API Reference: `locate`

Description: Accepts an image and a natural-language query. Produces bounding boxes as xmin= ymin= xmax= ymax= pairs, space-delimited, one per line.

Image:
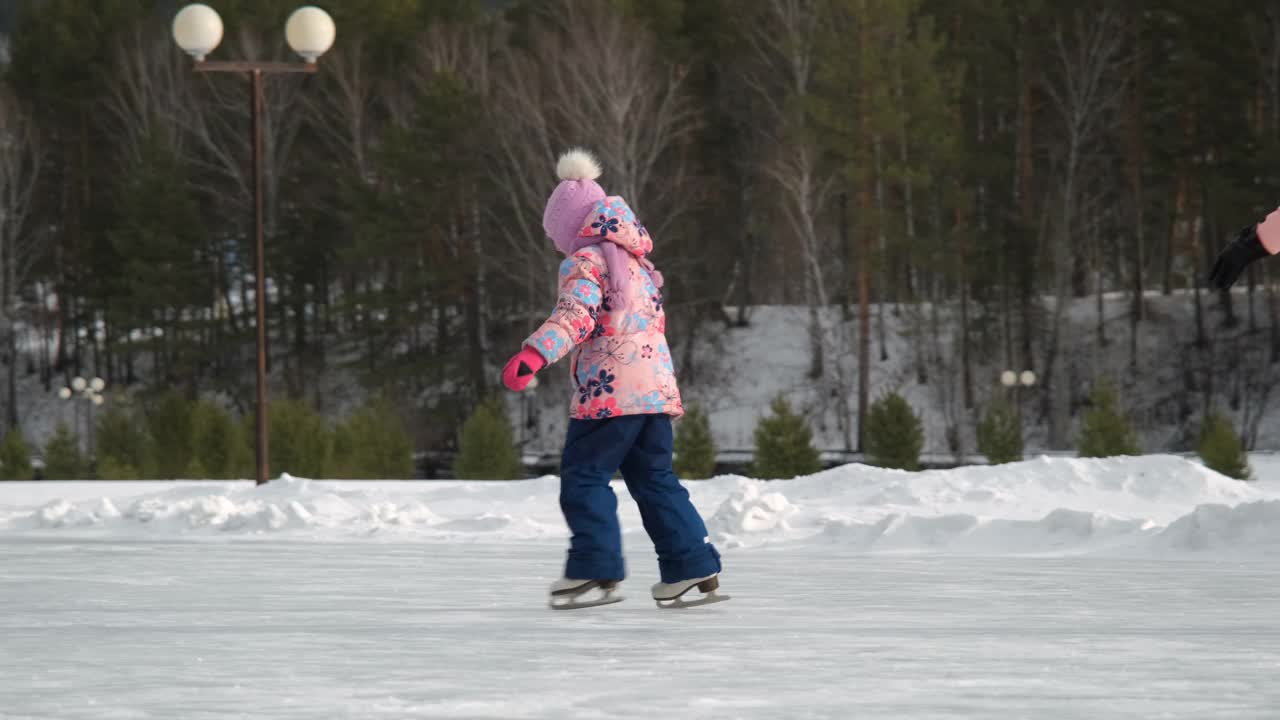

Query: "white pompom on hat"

xmin=556 ymin=148 xmax=603 ymax=182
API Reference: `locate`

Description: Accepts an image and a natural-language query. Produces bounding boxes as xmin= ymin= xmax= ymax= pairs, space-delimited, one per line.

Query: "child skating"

xmin=501 ymin=149 xmax=725 ymax=610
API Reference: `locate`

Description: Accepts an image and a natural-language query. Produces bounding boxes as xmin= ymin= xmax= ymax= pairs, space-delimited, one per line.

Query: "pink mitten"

xmin=502 ymin=347 xmax=546 ymax=392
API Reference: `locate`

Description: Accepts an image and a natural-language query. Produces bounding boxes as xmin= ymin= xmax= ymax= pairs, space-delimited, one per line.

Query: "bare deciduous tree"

xmin=1041 ymin=6 xmax=1133 ymax=448
xmin=493 ymin=0 xmax=700 ymax=318
xmin=101 ymin=25 xmax=194 ymax=165
xmin=740 ymin=0 xmax=836 ymax=393
xmin=536 ymin=1 xmax=699 ymax=235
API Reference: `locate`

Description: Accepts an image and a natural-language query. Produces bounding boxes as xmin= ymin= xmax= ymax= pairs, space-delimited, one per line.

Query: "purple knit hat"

xmin=543 ymin=149 xmax=606 ymax=254
xmin=543 ymin=149 xmax=664 ymax=312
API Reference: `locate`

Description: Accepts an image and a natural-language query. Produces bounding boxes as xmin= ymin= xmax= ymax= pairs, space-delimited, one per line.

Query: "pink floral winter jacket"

xmin=525 ymin=197 xmax=684 ymax=421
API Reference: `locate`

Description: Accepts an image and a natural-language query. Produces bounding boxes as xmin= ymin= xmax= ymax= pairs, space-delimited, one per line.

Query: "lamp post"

xmin=172 ymin=4 xmax=335 ymax=486
xmin=58 ymin=376 xmax=106 ymax=463
xmin=1000 ymin=369 xmax=1037 ymax=422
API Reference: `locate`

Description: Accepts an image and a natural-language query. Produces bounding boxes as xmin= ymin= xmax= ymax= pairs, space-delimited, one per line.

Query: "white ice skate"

xmin=548 ymin=577 xmax=623 ymax=610
xmin=651 ymin=574 xmax=729 ymax=609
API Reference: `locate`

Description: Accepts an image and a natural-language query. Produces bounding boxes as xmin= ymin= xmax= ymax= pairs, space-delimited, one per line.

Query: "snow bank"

xmin=1142 ymin=500 xmax=1280 ymax=558
xmin=1 ymin=456 xmax=1277 ymax=557
xmin=0 ymin=475 xmax=568 ymax=541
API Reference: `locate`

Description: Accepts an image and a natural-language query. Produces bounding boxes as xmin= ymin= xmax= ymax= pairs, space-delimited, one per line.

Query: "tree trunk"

xmin=40 ymin=298 xmax=51 ymax=389
xmin=1270 ymin=266 xmax=1280 ymax=363
xmin=1167 ymin=108 xmax=1196 ymax=298
xmin=873 ymin=133 xmax=889 ymax=362
xmin=807 ymin=268 xmax=824 ymax=381
xmin=840 ymin=192 xmax=852 ymax=321
xmin=955 ymin=190 xmax=973 ymax=411
xmin=1249 ymin=265 xmax=1258 ymax=333
xmin=736 ymin=231 xmax=755 ymax=327
xmin=894 ymin=59 xmax=917 ymax=301
xmin=1047 ymin=140 xmax=1079 ymax=450
xmin=1125 ymin=45 xmax=1145 ymax=368
xmin=6 ymin=325 xmax=16 ymax=429
xmin=856 ymin=8 xmax=873 ymax=451
xmin=472 ymin=198 xmax=491 ymax=393
xmin=1016 ymin=13 xmax=1036 ymax=373
xmin=1095 ymin=207 xmax=1107 ymax=353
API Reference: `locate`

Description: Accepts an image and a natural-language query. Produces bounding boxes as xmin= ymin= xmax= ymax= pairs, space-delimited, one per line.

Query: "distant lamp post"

xmin=58 ymin=377 xmax=106 ymax=464
xmin=1001 ymin=369 xmax=1037 ymax=421
xmin=172 ymin=4 xmax=335 ymax=486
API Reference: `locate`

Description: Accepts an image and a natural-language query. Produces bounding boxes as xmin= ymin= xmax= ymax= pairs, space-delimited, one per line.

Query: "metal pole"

xmin=252 ymin=68 xmax=269 ymax=486
xmin=189 ymin=60 xmax=315 ymax=485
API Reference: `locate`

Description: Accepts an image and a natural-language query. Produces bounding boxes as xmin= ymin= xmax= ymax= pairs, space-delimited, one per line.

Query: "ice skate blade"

xmin=549 ymin=581 xmax=623 ymax=610
xmin=655 ymin=592 xmax=731 ymax=610
xmin=549 ymin=594 xmax=624 ymax=610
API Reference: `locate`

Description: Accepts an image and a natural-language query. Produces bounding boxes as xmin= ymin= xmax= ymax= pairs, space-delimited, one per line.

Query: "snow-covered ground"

xmin=2 ymin=456 xmax=1279 ymax=718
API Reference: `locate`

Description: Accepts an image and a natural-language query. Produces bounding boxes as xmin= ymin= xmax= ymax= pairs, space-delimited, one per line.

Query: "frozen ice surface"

xmin=1 ymin=542 xmax=1278 ymax=719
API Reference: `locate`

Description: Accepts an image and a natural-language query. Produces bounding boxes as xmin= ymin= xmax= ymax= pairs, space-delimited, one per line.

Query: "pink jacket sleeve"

xmin=1258 ymin=207 xmax=1280 ymax=255
xmin=524 ymin=251 xmax=604 ymax=365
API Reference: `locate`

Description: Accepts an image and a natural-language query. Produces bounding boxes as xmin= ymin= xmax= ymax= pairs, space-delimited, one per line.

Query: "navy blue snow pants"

xmin=559 ymin=413 xmax=722 ymax=584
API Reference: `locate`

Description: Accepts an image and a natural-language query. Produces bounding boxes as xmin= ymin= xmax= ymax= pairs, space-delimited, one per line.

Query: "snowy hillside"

xmin=4 ymin=455 xmax=1277 ymax=559
xmin=14 ymin=292 xmax=1278 ymax=469
xmin=518 ymin=291 xmax=1280 ymax=458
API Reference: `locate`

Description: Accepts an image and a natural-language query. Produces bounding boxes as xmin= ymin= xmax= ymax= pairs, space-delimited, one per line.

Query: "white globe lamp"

xmin=71 ymin=377 xmax=87 ymax=392
xmin=91 ymin=377 xmax=106 ymax=392
xmin=1020 ymin=370 xmax=1037 ymax=387
xmin=173 ymin=4 xmax=224 ymax=61
xmin=58 ymin=387 xmax=72 ymax=400
xmin=285 ymin=7 xmax=336 ymax=63
xmin=1000 ymin=370 xmax=1017 ymax=388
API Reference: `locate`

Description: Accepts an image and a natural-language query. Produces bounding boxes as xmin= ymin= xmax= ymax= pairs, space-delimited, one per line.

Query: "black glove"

xmin=1208 ymin=225 xmax=1270 ymax=290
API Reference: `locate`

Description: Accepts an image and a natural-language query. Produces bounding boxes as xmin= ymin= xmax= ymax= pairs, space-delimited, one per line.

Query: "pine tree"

xmin=265 ymin=398 xmax=332 ymax=479
xmin=96 ymin=404 xmax=151 ymax=478
xmin=97 ymin=456 xmax=141 ymax=481
xmin=43 ymin=422 xmax=85 ymax=480
xmin=453 ymin=398 xmax=523 ymax=480
xmin=1077 ymin=382 xmax=1140 ymax=458
xmin=753 ymin=396 xmax=822 ymax=479
xmin=1198 ymin=411 xmax=1250 ymax=480
xmin=227 ymin=417 xmax=257 ymax=481
xmin=674 ymin=405 xmax=717 ymax=480
xmin=864 ymin=391 xmax=924 ymax=471
xmin=0 ymin=429 xmax=33 ymax=480
xmin=183 ymin=456 xmax=210 ymax=480
xmin=331 ymin=397 xmax=415 ymax=479
xmin=978 ymin=397 xmax=1024 ymax=464
xmin=147 ymin=391 xmax=193 ymax=479
xmin=190 ymin=400 xmax=239 ymax=479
